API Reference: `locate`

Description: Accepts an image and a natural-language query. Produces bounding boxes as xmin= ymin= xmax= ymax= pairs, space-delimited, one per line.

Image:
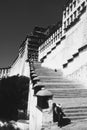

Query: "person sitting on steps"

xmin=53 ymin=103 xmax=66 ymax=127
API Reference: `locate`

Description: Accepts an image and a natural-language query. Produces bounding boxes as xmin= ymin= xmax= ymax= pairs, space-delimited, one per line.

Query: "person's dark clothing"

xmin=53 ymin=103 xmax=65 ymax=127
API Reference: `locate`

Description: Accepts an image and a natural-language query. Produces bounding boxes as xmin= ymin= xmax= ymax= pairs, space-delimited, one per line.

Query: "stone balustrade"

xmin=28 ymin=61 xmax=53 ymax=130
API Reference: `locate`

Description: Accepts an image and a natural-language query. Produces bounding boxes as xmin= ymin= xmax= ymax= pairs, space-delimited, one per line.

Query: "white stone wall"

xmin=67 ymin=62 xmax=87 ymax=85
xmin=62 ymin=6 xmax=87 ymax=75
xmin=9 ymin=38 xmax=30 ymax=77
xmin=40 ymin=6 xmax=87 ymax=80
xmin=42 ymin=40 xmax=65 ymax=69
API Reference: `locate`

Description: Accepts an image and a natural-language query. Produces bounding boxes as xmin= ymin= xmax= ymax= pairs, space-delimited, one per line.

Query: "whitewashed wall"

xmin=9 ymin=39 xmax=30 ymax=77
xmin=40 ymin=7 xmax=87 ymax=80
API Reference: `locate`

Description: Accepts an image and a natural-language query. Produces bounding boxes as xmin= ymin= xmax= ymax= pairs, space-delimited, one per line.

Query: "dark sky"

xmin=0 ymin=0 xmax=66 ymax=68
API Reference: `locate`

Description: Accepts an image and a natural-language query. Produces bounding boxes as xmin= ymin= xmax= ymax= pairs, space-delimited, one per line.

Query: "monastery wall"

xmin=9 ymin=38 xmax=30 ymax=77
xmin=40 ymin=5 xmax=87 ymax=83
xmin=62 ymin=10 xmax=87 ymax=74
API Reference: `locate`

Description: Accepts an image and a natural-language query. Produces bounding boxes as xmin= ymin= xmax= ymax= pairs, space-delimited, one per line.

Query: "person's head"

xmin=56 ymin=103 xmax=61 ymax=106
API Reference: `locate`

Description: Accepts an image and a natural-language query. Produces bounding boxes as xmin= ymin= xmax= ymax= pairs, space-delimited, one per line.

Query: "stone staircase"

xmin=31 ymin=61 xmax=87 ymax=122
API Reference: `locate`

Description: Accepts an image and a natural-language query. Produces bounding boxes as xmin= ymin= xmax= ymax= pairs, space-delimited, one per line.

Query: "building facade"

xmin=38 ymin=0 xmax=87 ymax=84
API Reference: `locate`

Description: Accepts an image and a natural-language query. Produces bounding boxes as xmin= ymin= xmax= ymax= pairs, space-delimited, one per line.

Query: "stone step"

xmin=39 ymin=78 xmax=76 ymax=83
xmin=49 ymin=88 xmax=87 ymax=98
xmin=40 ymin=82 xmax=81 ymax=84
xmin=36 ymin=71 xmax=62 ymax=74
xmin=36 ymin=73 xmax=62 ymax=77
xmin=65 ymin=115 xmax=87 ymax=122
xmin=38 ymin=75 xmax=65 ymax=78
xmin=64 ymin=107 xmax=87 ymax=112
xmin=41 ymin=82 xmax=82 ymax=85
xmin=37 ymin=77 xmax=82 ymax=84
xmin=66 ymin=112 xmax=87 ymax=116
xmin=52 ymin=92 xmax=87 ymax=98
xmin=39 ymin=79 xmax=74 ymax=83
xmin=53 ymin=97 xmax=87 ymax=107
xmin=53 ymin=93 xmax=87 ymax=97
xmin=48 ymin=87 xmax=82 ymax=90
xmin=44 ymin=84 xmax=83 ymax=89
xmin=51 ymin=90 xmax=87 ymax=93
xmin=35 ymin=70 xmax=63 ymax=75
xmin=64 ymin=106 xmax=87 ymax=110
xmin=64 ymin=107 xmax=87 ymax=121
xmin=54 ymin=94 xmax=87 ymax=97
xmin=50 ymin=89 xmax=87 ymax=93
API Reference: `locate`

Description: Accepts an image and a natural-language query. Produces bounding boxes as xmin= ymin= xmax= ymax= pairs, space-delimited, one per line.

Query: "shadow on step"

xmin=58 ymin=118 xmax=71 ymax=128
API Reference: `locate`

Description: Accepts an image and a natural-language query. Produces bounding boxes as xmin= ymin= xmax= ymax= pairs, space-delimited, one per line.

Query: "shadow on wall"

xmin=0 ymin=75 xmax=29 ymax=121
